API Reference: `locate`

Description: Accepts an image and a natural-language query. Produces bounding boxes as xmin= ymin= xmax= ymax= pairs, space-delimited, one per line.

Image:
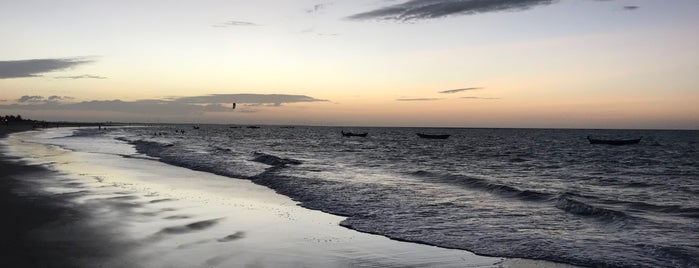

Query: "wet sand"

xmin=0 ymin=125 xmax=579 ymax=268
xmin=0 ymin=124 xmax=132 ymax=266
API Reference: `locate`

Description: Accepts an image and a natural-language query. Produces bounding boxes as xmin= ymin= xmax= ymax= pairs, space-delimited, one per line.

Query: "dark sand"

xmin=0 ymin=124 xmax=128 ymax=267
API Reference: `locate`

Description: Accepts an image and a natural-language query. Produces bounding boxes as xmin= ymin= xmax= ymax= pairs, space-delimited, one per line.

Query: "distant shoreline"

xmin=4 ymin=118 xmax=698 ymax=131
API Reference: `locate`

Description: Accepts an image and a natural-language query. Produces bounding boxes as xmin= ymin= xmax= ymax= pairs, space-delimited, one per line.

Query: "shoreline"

xmin=1 ymin=125 xmax=580 ymax=267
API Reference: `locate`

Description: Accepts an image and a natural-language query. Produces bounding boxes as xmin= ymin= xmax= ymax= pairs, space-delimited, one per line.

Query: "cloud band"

xmin=0 ymin=58 xmax=94 ymax=79
xmin=348 ymin=0 xmax=558 ymax=21
xmin=2 ymin=93 xmax=327 ymax=115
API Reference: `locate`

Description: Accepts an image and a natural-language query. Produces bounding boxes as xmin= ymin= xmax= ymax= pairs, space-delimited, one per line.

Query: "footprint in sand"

xmin=164 ymin=215 xmax=191 ymax=220
xmin=159 ymin=218 xmax=223 ymax=234
xmin=149 ymin=198 xmax=174 ymax=204
xmin=217 ymin=231 xmax=246 ymax=242
xmin=147 ymin=218 xmax=225 ymax=243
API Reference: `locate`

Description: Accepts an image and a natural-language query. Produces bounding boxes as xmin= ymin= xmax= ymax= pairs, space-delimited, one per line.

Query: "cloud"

xmin=4 ymin=99 xmax=231 ymax=116
xmin=173 ymin=94 xmax=327 ymax=106
xmin=396 ymin=98 xmax=443 ymax=101
xmin=55 ymin=74 xmax=107 ymax=79
xmin=461 ymin=96 xmax=500 ymax=99
xmin=2 ymin=93 xmax=327 ymax=116
xmin=307 ymin=3 xmax=328 ymax=13
xmin=299 ymin=28 xmax=340 ymax=37
xmin=17 ymin=95 xmax=45 ymax=103
xmin=623 ymin=6 xmax=639 ymax=11
xmin=439 ymin=87 xmax=482 ymax=94
xmin=213 ymin=20 xmax=259 ymax=27
xmin=347 ymin=0 xmax=559 ymax=21
xmin=16 ymin=95 xmax=75 ymax=103
xmin=0 ymin=58 xmax=94 ymax=79
xmin=47 ymin=95 xmax=75 ymax=102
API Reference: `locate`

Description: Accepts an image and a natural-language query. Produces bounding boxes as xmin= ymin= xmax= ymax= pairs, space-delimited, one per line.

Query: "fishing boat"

xmin=341 ymin=131 xmax=368 ymax=137
xmin=587 ymin=136 xmax=641 ymax=145
xmin=417 ymin=133 xmax=450 ymax=139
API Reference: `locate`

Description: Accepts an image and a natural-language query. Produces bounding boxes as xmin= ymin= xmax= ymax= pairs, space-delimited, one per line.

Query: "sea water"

xmin=32 ymin=126 xmax=699 ymax=267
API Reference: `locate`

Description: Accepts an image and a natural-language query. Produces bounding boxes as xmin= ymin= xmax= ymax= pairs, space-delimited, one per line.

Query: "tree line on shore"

xmin=2 ymin=115 xmax=31 ymax=124
xmin=2 ymin=115 xmax=114 ymax=129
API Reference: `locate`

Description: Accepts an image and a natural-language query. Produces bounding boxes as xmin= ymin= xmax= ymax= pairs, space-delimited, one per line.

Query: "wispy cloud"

xmin=347 ymin=0 xmax=558 ymax=21
xmin=300 ymin=28 xmax=340 ymax=37
xmin=55 ymin=74 xmax=107 ymax=79
xmin=461 ymin=96 xmax=500 ymax=100
xmin=307 ymin=3 xmax=329 ymax=13
xmin=623 ymin=6 xmax=639 ymax=11
xmin=173 ymin=94 xmax=327 ymax=106
xmin=16 ymin=95 xmax=75 ymax=103
xmin=396 ymin=98 xmax=443 ymax=101
xmin=213 ymin=20 xmax=259 ymax=28
xmin=17 ymin=95 xmax=45 ymax=103
xmin=439 ymin=87 xmax=482 ymax=94
xmin=47 ymin=95 xmax=75 ymax=102
xmin=0 ymin=57 xmax=95 ymax=79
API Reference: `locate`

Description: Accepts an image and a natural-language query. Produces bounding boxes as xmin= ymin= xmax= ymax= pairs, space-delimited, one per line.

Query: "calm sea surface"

xmin=59 ymin=126 xmax=699 ymax=267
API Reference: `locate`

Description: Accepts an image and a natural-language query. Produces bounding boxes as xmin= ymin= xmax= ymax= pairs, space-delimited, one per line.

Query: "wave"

xmin=64 ymin=128 xmax=107 ymax=138
xmin=212 ymin=146 xmax=231 ymax=152
xmin=119 ymin=154 xmax=160 ymax=161
xmin=411 ymin=170 xmax=554 ymax=201
xmin=555 ymin=194 xmax=634 ymax=223
xmin=624 ymin=201 xmax=699 ymax=219
xmin=131 ymin=140 xmax=174 ymax=156
xmin=635 ymin=244 xmax=699 ymax=268
xmin=127 ymin=138 xmax=304 ymax=181
xmin=624 ymin=181 xmax=660 ymax=188
xmin=251 ymin=152 xmax=302 ymax=167
xmin=413 ymin=171 xmax=640 ymax=225
xmin=129 ymin=139 xmax=248 ymax=178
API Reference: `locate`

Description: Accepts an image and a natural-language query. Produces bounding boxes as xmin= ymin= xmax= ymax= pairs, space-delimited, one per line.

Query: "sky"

xmin=1 ymin=0 xmax=698 ymax=129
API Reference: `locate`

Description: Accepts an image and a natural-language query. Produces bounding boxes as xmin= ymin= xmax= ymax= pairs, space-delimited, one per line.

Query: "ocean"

xmin=33 ymin=125 xmax=699 ymax=267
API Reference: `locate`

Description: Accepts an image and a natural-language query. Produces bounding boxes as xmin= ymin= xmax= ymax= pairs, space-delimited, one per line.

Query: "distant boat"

xmin=341 ymin=131 xmax=368 ymax=137
xmin=247 ymin=126 xmax=260 ymax=129
xmin=587 ymin=136 xmax=641 ymax=145
xmin=417 ymin=133 xmax=450 ymax=139
xmin=193 ymin=126 xmax=200 ymax=130
xmin=228 ymin=126 xmax=240 ymax=129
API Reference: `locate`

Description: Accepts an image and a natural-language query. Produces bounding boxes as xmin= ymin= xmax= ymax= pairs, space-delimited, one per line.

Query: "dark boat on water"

xmin=341 ymin=131 xmax=368 ymax=137
xmin=587 ymin=136 xmax=641 ymax=145
xmin=247 ymin=126 xmax=260 ymax=129
xmin=192 ymin=126 xmax=200 ymax=130
xmin=417 ymin=133 xmax=450 ymax=139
